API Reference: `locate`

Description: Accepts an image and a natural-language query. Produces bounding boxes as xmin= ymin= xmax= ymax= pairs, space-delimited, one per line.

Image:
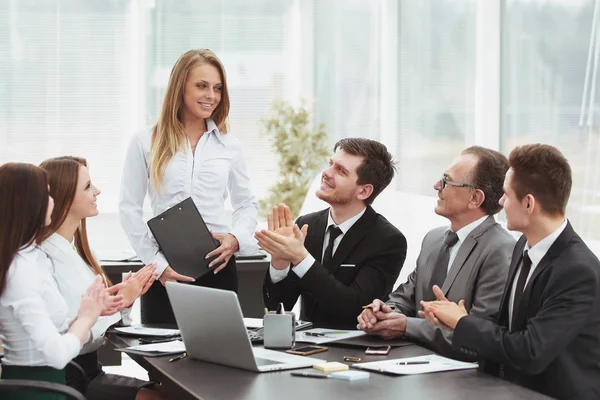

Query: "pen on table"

xmin=396 ymin=361 xmax=429 ymax=365
xmin=303 ymin=332 xmax=326 ymax=337
xmin=290 ymin=372 xmax=330 ymax=379
xmin=362 ymin=304 xmax=395 ymax=310
xmin=139 ymin=337 xmax=179 ymax=344
xmin=169 ymin=352 xmax=187 ymax=363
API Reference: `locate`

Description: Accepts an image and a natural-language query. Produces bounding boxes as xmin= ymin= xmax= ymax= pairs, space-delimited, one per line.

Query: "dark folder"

xmin=147 ymin=197 xmax=219 ymax=279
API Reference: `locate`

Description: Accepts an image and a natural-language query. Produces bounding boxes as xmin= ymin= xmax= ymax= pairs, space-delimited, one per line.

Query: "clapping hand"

xmin=119 ymin=263 xmax=157 ymax=308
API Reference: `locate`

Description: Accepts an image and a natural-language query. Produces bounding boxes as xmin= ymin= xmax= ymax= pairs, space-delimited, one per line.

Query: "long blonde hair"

xmin=151 ymin=49 xmax=230 ymax=190
xmin=39 ymin=156 xmax=111 ymax=286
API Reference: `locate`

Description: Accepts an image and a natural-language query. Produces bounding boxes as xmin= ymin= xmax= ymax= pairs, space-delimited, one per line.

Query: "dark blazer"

xmin=389 ymin=215 xmax=514 ymax=359
xmin=453 ymin=221 xmax=600 ymax=400
xmin=263 ymin=206 xmax=407 ymax=329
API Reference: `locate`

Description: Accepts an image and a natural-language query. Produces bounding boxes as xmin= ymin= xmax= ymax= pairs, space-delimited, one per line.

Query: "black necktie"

xmin=511 ymin=251 xmax=532 ymax=329
xmin=427 ymin=231 xmax=459 ymax=299
xmin=322 ymin=225 xmax=343 ymax=266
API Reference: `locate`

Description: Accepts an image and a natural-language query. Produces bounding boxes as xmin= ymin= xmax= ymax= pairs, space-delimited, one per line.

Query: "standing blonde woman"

xmin=119 ymin=49 xmax=258 ymax=323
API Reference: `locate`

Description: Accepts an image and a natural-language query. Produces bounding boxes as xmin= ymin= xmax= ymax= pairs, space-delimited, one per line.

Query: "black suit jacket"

xmin=452 ymin=222 xmax=600 ymax=400
xmin=263 ymin=206 xmax=407 ymax=329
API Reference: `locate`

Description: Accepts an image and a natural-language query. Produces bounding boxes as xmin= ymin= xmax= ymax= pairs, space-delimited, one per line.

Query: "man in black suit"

xmin=256 ymin=138 xmax=407 ymax=329
xmin=421 ymin=144 xmax=600 ymax=400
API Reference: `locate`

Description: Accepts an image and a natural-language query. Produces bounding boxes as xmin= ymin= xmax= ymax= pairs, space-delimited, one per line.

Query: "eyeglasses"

xmin=440 ymin=176 xmax=475 ymax=190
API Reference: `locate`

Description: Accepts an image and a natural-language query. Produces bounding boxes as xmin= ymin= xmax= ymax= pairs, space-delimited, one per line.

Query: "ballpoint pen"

xmin=397 ymin=361 xmax=429 ymax=365
xmin=139 ymin=337 xmax=181 ymax=344
xmin=169 ymin=352 xmax=187 ymax=363
xmin=362 ymin=304 xmax=395 ymax=310
xmin=303 ymin=332 xmax=326 ymax=337
xmin=290 ymin=372 xmax=330 ymax=379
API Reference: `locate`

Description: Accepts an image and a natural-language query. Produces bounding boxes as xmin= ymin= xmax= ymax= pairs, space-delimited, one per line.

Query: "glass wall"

xmin=395 ymin=0 xmax=475 ymax=195
xmin=502 ymin=0 xmax=600 ymax=240
xmin=2 ymin=0 xmax=599 ymax=249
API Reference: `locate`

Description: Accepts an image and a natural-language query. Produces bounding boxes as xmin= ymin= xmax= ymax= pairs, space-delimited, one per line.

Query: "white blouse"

xmin=119 ymin=119 xmax=258 ymax=276
xmin=41 ymin=233 xmax=131 ymax=355
xmin=0 ymin=245 xmax=81 ymax=369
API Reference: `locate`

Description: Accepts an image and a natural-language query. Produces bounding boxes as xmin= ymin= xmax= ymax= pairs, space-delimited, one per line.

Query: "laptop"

xmin=165 ymin=282 xmax=326 ymax=372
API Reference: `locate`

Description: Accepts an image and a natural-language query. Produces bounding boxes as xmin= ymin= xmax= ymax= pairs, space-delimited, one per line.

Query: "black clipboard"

xmin=147 ymin=197 xmax=219 ymax=279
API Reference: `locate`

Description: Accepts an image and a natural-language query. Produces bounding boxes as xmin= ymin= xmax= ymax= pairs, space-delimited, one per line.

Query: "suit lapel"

xmin=441 ymin=215 xmax=496 ymax=294
xmin=326 ymin=206 xmax=376 ymax=274
xmin=512 ymin=221 xmax=575 ymax=328
xmin=497 ymin=237 xmax=527 ymax=325
xmin=441 ymin=237 xmax=476 ymax=294
xmin=303 ymin=209 xmax=329 ymax=263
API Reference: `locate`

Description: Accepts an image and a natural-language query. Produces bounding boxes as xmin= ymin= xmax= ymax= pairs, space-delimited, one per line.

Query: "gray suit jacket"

xmin=388 ymin=215 xmax=515 ymax=359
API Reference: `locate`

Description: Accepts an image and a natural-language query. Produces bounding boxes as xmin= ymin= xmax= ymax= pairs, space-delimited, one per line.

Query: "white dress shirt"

xmin=41 ymin=233 xmax=131 ymax=355
xmin=0 ymin=245 xmax=81 ymax=369
xmin=119 ymin=119 xmax=258 ymax=276
xmin=269 ymin=207 xmax=367 ymax=283
xmin=508 ymin=219 xmax=568 ymax=329
xmin=445 ymin=215 xmax=488 ymax=272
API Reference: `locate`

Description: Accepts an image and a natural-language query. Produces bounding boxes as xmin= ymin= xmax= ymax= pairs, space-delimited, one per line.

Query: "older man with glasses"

xmin=357 ymin=146 xmax=515 ymax=360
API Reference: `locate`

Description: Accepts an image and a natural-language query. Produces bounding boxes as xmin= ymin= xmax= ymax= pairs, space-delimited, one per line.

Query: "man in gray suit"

xmin=357 ymin=146 xmax=515 ymax=359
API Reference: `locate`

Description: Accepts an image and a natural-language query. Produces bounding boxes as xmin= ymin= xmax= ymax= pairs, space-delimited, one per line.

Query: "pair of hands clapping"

xmin=254 ymin=203 xmax=309 ymax=268
xmin=356 ymin=285 xmax=469 ymax=337
xmin=78 ymin=263 xmax=158 ymax=321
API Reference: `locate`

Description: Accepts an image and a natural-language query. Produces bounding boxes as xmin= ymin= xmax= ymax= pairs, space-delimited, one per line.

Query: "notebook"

xmin=147 ymin=197 xmax=219 ymax=279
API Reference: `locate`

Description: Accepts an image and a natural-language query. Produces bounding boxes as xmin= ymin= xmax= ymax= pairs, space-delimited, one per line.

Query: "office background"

xmin=1 ymin=0 xmax=599 ymax=257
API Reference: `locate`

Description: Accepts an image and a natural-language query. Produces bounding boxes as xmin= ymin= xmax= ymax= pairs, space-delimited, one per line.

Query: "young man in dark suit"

xmin=357 ymin=146 xmax=515 ymax=360
xmin=256 ymin=138 xmax=407 ymax=329
xmin=421 ymin=144 xmax=600 ymax=399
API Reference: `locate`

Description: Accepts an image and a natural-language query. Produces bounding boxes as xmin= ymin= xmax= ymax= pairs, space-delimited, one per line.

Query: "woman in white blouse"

xmin=119 ymin=48 xmax=258 ymax=323
xmin=39 ymin=156 xmax=163 ymax=400
xmin=0 ymin=162 xmax=123 ymax=400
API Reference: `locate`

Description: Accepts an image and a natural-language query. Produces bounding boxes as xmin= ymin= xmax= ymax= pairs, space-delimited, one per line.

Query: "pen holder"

xmin=263 ymin=311 xmax=296 ymax=349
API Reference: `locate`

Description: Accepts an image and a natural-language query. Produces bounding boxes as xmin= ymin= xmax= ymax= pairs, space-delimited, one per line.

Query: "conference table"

xmin=109 ymin=334 xmax=552 ymax=400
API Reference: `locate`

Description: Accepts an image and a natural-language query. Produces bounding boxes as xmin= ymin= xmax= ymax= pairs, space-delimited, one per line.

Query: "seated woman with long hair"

xmin=39 ymin=156 xmax=163 ymax=400
xmin=0 ymin=162 xmax=123 ymax=400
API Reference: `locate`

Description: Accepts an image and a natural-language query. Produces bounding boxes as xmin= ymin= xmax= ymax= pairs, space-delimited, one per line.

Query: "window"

xmin=502 ymin=0 xmax=600 ymax=241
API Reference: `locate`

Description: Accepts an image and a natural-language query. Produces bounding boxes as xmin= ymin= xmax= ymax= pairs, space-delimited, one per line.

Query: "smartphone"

xmin=365 ymin=345 xmax=391 ymax=355
xmin=286 ymin=346 xmax=329 ymax=356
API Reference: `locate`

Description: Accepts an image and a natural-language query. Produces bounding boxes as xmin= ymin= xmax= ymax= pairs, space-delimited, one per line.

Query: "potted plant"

xmin=259 ymin=100 xmax=329 ymax=218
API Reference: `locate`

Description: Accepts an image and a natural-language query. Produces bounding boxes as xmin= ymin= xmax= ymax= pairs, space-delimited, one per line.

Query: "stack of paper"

xmin=114 ymin=326 xmax=180 ymax=337
xmin=353 ymin=354 xmax=478 ymax=375
xmin=118 ymin=340 xmax=186 ymax=355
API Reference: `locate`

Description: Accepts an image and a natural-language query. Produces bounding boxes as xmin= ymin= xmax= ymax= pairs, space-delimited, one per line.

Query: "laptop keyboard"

xmin=255 ymin=357 xmax=283 ymax=366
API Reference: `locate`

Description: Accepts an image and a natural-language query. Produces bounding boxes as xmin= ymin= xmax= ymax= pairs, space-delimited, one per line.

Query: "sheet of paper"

xmin=295 ymin=328 xmax=366 ymax=344
xmin=114 ymin=326 xmax=180 ymax=337
xmin=124 ymin=340 xmax=186 ymax=354
xmin=353 ymin=354 xmax=478 ymax=375
xmin=243 ymin=318 xmax=264 ymax=329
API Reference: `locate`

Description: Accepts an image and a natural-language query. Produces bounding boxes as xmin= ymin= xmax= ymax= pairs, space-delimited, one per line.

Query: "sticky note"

xmin=312 ymin=362 xmax=349 ymax=373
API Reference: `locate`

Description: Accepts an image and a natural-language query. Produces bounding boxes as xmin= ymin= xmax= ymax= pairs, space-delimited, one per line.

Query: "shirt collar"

xmin=326 ymin=207 xmax=367 ymax=235
xmin=450 ymin=215 xmax=488 ymax=244
xmin=525 ymin=219 xmax=568 ymax=267
xmin=44 ymin=232 xmax=75 ymax=256
xmin=206 ymin=118 xmax=226 ymax=145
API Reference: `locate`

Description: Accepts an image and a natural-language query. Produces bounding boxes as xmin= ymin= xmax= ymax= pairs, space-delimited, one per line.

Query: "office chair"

xmin=0 ymin=351 xmax=87 ymax=399
xmin=0 ymin=379 xmax=87 ymax=400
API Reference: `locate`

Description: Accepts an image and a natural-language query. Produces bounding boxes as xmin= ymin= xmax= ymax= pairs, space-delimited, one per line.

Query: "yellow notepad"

xmin=313 ymin=362 xmax=349 ymax=373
